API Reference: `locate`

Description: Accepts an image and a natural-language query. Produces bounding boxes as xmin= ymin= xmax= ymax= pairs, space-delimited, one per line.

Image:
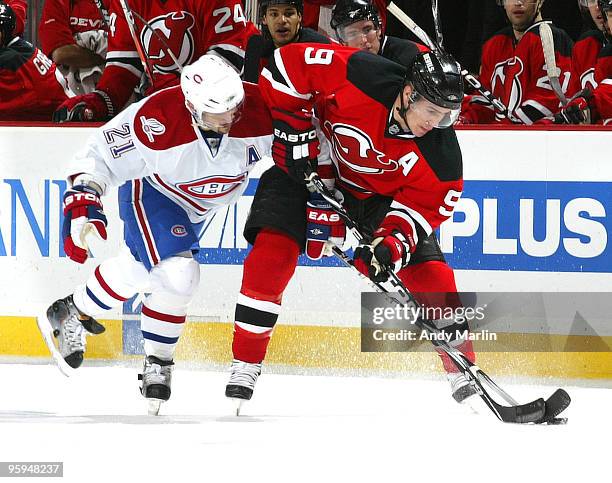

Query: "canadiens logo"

xmin=176 ymin=174 xmax=247 ymax=199
xmin=325 ymin=122 xmax=398 ymax=175
xmin=140 ymin=116 xmax=166 ymax=142
xmin=141 ymin=11 xmax=195 ymax=73
xmin=171 ymin=225 xmax=188 ymax=237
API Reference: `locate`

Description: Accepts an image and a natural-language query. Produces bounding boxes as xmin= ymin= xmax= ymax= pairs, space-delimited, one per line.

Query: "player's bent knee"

xmin=149 ymin=256 xmax=200 ymax=303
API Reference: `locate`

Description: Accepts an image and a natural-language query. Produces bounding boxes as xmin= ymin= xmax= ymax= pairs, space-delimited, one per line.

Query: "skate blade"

xmin=147 ymin=399 xmax=163 ymax=416
xmin=229 ymin=398 xmax=245 ymax=416
xmin=36 ymin=311 xmax=76 ymax=378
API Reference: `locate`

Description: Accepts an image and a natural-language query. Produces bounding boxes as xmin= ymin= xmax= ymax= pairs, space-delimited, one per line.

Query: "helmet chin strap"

xmin=395 ymin=88 xmax=415 ymax=129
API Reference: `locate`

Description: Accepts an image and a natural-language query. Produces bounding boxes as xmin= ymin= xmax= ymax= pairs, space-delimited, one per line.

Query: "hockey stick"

xmin=118 ymin=0 xmax=157 ymax=89
xmin=539 ymin=22 xmax=569 ymax=107
xmin=306 ymin=172 xmax=571 ymax=424
xmin=431 ymin=0 xmax=444 ymax=49
xmin=92 ymin=0 xmax=110 ymax=28
xmin=386 ymin=1 xmax=512 ymax=120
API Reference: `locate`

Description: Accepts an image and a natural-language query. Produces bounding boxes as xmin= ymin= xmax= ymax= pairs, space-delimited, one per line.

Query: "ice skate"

xmin=37 ymin=295 xmax=105 ymax=376
xmin=225 ymin=359 xmax=261 ymax=416
xmin=139 ymin=356 xmax=174 ymax=416
xmin=447 ymin=372 xmax=478 ymax=404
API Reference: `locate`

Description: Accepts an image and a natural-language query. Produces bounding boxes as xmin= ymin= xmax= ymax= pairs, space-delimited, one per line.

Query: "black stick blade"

xmin=498 ymin=398 xmax=546 ymax=424
xmin=540 ymin=389 xmax=571 ymax=423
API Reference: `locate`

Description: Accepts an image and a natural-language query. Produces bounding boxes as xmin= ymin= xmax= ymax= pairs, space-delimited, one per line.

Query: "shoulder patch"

xmin=346 ymin=50 xmax=406 ymax=109
xmin=230 ymin=81 xmax=273 ymax=138
xmin=381 ymin=36 xmax=424 ymax=68
xmin=550 ymin=25 xmax=574 ymax=57
xmin=133 ymin=86 xmax=196 ymax=150
xmin=414 ymin=128 xmax=462 ymax=182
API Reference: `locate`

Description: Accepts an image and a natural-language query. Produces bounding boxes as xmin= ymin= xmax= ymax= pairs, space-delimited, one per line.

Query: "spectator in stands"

xmin=0 ymin=1 xmax=74 ymax=121
xmin=459 ymin=0 xmax=574 ymax=125
xmin=39 ymin=0 xmax=109 ymax=95
xmin=6 ymin=0 xmax=25 ymax=36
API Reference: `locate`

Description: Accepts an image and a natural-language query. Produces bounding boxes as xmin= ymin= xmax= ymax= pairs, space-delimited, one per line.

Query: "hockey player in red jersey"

xmin=592 ymin=0 xmax=612 ymax=121
xmin=52 ymin=0 xmax=259 ymax=123
xmin=330 ymin=0 xmax=475 ymax=387
xmin=242 ymin=0 xmax=331 ymax=83
xmin=554 ymin=0 xmax=612 ymax=123
xmin=39 ymin=54 xmax=272 ymax=415
xmin=569 ymin=0 xmax=610 ymax=94
xmin=460 ymin=0 xmax=574 ymax=124
xmin=330 ymin=0 xmax=428 ymax=62
xmin=0 ymin=1 xmax=74 ymax=121
xmin=225 ymin=44 xmax=478 ymax=410
xmin=39 ymin=0 xmax=110 ymax=95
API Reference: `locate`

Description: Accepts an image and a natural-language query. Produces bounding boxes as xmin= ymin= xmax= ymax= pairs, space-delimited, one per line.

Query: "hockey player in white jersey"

xmin=38 ymin=53 xmax=272 ymax=414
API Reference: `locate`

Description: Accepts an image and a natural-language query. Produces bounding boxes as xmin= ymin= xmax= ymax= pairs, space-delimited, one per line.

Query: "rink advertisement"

xmin=1 ymin=125 xmax=611 ymax=379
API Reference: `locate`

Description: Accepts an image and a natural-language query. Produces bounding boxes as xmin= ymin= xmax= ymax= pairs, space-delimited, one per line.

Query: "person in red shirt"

xmin=569 ymin=0 xmax=610 ymax=95
xmin=52 ymin=0 xmax=259 ymax=123
xmin=592 ymin=0 xmax=612 ymax=121
xmin=460 ymin=0 xmax=574 ymax=124
xmin=329 ymin=0 xmax=475 ymax=391
xmin=39 ymin=0 xmax=109 ymax=95
xmin=554 ymin=0 xmax=612 ymax=123
xmin=0 ymin=1 xmax=73 ymax=121
xmin=225 ymin=45 xmax=478 ymax=410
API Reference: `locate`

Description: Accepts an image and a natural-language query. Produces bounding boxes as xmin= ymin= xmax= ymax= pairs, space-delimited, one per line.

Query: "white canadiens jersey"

xmin=69 ymin=83 xmax=272 ymax=223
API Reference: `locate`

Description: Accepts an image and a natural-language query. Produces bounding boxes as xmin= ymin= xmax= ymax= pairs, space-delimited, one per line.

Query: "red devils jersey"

xmin=569 ymin=29 xmax=606 ymax=95
xmin=39 ymin=0 xmax=109 ymax=57
xmin=260 ymin=43 xmax=463 ymax=243
xmin=0 ymin=38 xmax=72 ymax=121
xmin=464 ymin=22 xmax=573 ymax=124
xmin=98 ymin=0 xmax=258 ymax=112
xmin=593 ymin=44 xmax=612 ymax=123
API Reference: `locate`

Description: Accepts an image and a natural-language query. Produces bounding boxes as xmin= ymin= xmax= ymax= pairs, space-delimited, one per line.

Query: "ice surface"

xmin=0 ymin=363 xmax=609 ymax=482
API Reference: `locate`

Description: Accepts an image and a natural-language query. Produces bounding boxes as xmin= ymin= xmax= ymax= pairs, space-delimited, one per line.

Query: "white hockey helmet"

xmin=180 ymin=54 xmax=245 ymax=132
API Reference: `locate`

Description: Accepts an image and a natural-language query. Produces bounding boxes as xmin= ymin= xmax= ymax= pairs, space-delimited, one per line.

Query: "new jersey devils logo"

xmin=141 ymin=11 xmax=195 ymax=73
xmin=491 ymin=57 xmax=524 ymax=119
xmin=176 ymin=174 xmax=247 ymax=199
xmin=325 ymin=122 xmax=398 ymax=175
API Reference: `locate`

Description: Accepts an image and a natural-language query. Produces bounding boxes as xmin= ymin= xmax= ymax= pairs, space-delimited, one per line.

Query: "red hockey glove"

xmin=554 ymin=89 xmax=592 ymax=125
xmin=53 ymin=90 xmax=114 ymax=123
xmin=353 ymin=229 xmax=415 ymax=283
xmin=62 ymin=185 xmax=108 ymax=263
xmin=305 ymin=192 xmax=346 ymax=260
xmin=271 ymin=110 xmax=319 ymax=184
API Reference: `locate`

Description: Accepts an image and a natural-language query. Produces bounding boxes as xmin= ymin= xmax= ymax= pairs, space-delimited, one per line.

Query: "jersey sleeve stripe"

xmin=105 ymin=60 xmax=143 ymax=78
xmin=262 ymin=49 xmax=312 ymax=100
xmin=208 ymin=44 xmax=246 ymax=73
xmin=516 ymin=100 xmax=553 ymax=124
xmin=384 ymin=209 xmax=419 ymax=246
xmin=389 ymin=200 xmax=433 ymax=235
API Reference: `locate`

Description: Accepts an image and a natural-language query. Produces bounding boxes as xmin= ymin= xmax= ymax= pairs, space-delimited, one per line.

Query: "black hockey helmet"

xmin=598 ymin=0 xmax=612 ymax=13
xmin=409 ymin=50 xmax=464 ymax=110
xmin=0 ymin=1 xmax=16 ymax=46
xmin=259 ymin=0 xmax=304 ymax=19
xmin=330 ymin=0 xmax=381 ymax=31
